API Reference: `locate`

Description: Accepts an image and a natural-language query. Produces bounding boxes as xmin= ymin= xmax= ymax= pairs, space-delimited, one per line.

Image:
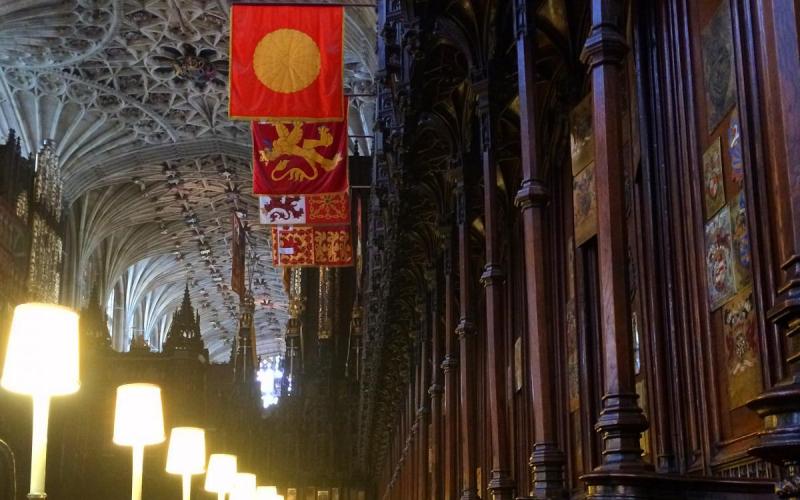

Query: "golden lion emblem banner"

xmin=229 ymin=5 xmax=344 ymax=121
xmin=271 ymin=225 xmax=353 ymax=267
xmin=252 ymin=120 xmax=348 ymax=195
xmin=259 ymin=192 xmax=350 ymax=225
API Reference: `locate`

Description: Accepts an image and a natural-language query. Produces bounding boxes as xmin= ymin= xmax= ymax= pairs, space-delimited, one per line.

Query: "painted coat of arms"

xmin=701 ymin=0 xmax=737 ymax=132
xmin=729 ymin=191 xmax=751 ymax=288
xmin=722 ymin=288 xmax=761 ymax=408
xmin=729 ymin=111 xmax=744 ymax=186
xmin=573 ymin=163 xmax=597 ymax=246
xmin=703 ymin=137 xmax=725 ymax=219
xmin=566 ymin=299 xmax=579 ymax=412
xmin=705 ymin=206 xmax=736 ymax=309
xmin=570 ymin=94 xmax=594 ymax=175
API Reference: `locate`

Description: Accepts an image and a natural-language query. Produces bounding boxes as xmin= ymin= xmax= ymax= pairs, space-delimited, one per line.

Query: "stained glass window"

xmin=257 ymin=355 xmax=284 ymax=408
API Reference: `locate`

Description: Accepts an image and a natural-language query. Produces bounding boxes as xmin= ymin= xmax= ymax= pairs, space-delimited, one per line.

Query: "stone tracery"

xmin=0 ymin=0 xmax=377 ymax=361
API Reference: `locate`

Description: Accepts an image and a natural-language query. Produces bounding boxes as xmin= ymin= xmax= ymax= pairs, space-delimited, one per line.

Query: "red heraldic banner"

xmin=230 ymin=5 xmax=344 ymax=121
xmin=231 ymin=213 xmax=246 ymax=296
xmin=252 ymin=120 xmax=348 ymax=195
xmin=260 ymin=192 xmax=350 ymax=225
xmin=271 ymin=225 xmax=353 ymax=267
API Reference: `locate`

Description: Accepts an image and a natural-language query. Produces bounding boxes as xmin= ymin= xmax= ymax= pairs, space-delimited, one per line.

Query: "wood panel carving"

xmin=362 ymin=0 xmax=789 ymax=497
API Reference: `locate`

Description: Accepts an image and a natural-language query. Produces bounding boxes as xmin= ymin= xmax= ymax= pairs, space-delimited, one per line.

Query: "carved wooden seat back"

xmin=0 ymin=438 xmax=16 ymax=500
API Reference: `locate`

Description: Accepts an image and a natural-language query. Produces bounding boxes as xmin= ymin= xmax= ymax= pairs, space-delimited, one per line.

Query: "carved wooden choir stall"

xmin=357 ymin=0 xmax=800 ymax=499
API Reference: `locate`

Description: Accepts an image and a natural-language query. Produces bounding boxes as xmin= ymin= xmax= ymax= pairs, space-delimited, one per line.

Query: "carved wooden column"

xmin=401 ymin=400 xmax=408 ymax=500
xmin=408 ymin=376 xmax=417 ymax=500
xmin=746 ymin=2 xmax=800 ymax=497
xmin=417 ymin=300 xmax=430 ymax=500
xmin=580 ymin=0 xmax=649 ymax=472
xmin=442 ymin=231 xmax=460 ymax=500
xmin=475 ymin=78 xmax=514 ymax=500
xmin=512 ymin=0 xmax=565 ymax=496
xmin=390 ymin=434 xmax=397 ymax=500
xmin=394 ymin=414 xmax=402 ymax=500
xmin=428 ymin=269 xmax=444 ymax=500
xmin=456 ymin=180 xmax=479 ymax=500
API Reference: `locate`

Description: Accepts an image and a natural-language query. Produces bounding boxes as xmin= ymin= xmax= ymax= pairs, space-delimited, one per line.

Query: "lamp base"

xmin=27 ymin=494 xmax=46 ymax=499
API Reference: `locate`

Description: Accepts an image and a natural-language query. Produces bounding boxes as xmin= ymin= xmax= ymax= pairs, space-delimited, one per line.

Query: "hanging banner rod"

xmin=231 ymin=1 xmax=376 ymax=6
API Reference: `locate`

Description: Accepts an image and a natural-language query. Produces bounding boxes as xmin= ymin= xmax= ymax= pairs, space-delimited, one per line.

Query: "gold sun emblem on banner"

xmin=253 ymin=28 xmax=321 ymax=93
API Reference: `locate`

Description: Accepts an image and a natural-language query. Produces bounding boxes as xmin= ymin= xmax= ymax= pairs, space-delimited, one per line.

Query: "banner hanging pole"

xmin=231 ymin=1 xmax=376 ymax=6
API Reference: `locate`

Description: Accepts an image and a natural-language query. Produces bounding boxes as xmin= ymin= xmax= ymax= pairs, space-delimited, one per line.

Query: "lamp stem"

xmin=29 ymin=395 xmax=50 ymax=496
xmin=182 ymin=474 xmax=191 ymax=500
xmin=217 ymin=493 xmax=225 ymax=500
xmin=131 ymin=445 xmax=144 ymax=500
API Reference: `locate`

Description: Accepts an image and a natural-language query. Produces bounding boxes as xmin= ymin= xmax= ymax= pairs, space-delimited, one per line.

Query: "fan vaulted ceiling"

xmin=0 ymin=0 xmax=376 ymax=361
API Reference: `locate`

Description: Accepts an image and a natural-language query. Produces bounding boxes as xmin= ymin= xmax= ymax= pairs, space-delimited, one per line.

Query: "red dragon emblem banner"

xmin=252 ymin=120 xmax=348 ymax=195
xmin=231 ymin=213 xmax=246 ymax=296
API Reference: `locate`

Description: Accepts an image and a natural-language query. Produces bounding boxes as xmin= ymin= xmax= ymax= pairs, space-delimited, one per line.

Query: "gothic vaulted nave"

xmin=0 ymin=0 xmax=799 ymax=499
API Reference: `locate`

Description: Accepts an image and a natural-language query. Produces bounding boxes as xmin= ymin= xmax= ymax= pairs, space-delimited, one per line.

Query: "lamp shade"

xmin=1 ymin=303 xmax=80 ymax=396
xmin=113 ymin=383 xmax=165 ymax=446
xmin=256 ymin=486 xmax=278 ymax=500
xmin=230 ymin=472 xmax=257 ymax=500
xmin=204 ymin=454 xmax=238 ymax=493
xmin=166 ymin=427 xmax=205 ymax=475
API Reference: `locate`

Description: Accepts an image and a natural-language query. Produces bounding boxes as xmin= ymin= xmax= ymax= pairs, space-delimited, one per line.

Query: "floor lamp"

xmin=113 ymin=383 xmax=165 ymax=500
xmin=256 ymin=486 xmax=280 ymax=500
xmin=205 ymin=454 xmax=238 ymax=500
xmin=166 ymin=427 xmax=206 ymax=500
xmin=231 ymin=472 xmax=257 ymax=500
xmin=1 ymin=303 xmax=80 ymax=499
